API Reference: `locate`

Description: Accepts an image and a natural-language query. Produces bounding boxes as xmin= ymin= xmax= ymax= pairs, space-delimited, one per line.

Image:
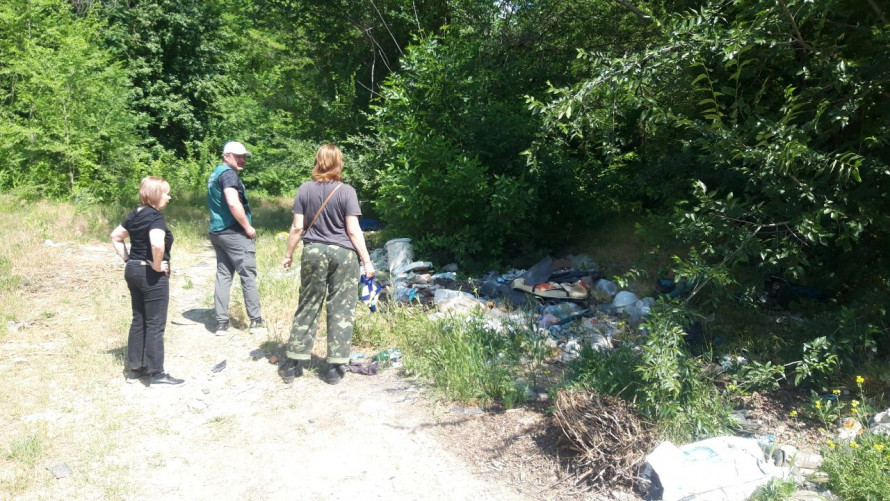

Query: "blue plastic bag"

xmin=359 ymin=274 xmax=383 ymax=312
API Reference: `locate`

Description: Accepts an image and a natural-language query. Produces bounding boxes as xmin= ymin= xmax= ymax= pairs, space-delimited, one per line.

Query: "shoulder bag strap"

xmin=303 ymin=182 xmax=343 ymax=235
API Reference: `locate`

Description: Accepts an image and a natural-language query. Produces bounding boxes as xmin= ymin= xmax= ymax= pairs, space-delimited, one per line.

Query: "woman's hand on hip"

xmin=153 ymin=261 xmax=169 ymax=275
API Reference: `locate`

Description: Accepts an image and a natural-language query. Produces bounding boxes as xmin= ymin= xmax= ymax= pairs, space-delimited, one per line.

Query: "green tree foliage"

xmin=352 ymin=0 xmax=659 ymax=265
xmin=260 ymin=0 xmax=452 ymax=133
xmin=354 ymin=34 xmax=553 ymax=265
xmin=532 ymin=0 xmax=890 ymax=364
xmin=0 ymin=0 xmax=146 ymax=201
xmin=100 ymin=0 xmax=229 ymax=157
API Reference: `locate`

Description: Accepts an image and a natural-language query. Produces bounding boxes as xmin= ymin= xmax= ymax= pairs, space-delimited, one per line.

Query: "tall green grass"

xmin=355 ymin=304 xmax=548 ymax=408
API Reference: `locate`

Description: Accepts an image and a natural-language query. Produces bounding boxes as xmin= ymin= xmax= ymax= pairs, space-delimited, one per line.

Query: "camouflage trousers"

xmin=286 ymin=243 xmax=359 ymax=364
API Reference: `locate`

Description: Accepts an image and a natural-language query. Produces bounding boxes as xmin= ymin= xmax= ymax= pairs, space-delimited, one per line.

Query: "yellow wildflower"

xmin=851 ymin=399 xmax=860 ymax=408
xmin=875 ymin=444 xmax=885 ymax=451
xmin=789 ymin=410 xmax=798 ymax=418
xmin=826 ymin=439 xmax=835 ymax=448
xmin=856 ymin=375 xmax=865 ymax=384
xmin=850 ymin=441 xmax=858 ymax=448
xmin=833 ymin=389 xmax=841 ymax=396
xmin=815 ymin=400 xmax=822 ymax=409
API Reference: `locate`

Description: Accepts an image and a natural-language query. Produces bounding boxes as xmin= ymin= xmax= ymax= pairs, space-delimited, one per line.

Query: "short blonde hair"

xmin=312 ymin=144 xmax=344 ymax=182
xmin=139 ymin=176 xmax=170 ymax=208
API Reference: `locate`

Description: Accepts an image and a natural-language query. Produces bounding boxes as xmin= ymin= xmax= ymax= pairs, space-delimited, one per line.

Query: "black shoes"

xmin=149 ymin=373 xmax=185 ymax=386
xmin=279 ymin=360 xmax=345 ymax=384
xmin=126 ymin=367 xmax=183 ymax=386
xmin=249 ymin=318 xmax=268 ymax=335
xmin=124 ymin=367 xmax=146 ymax=383
xmin=214 ymin=321 xmax=229 ymax=337
xmin=324 ymin=364 xmax=346 ymax=385
xmin=278 ymin=358 xmax=304 ymax=384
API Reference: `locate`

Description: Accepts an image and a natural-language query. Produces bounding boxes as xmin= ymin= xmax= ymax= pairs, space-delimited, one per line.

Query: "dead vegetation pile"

xmin=552 ymin=388 xmax=653 ymax=492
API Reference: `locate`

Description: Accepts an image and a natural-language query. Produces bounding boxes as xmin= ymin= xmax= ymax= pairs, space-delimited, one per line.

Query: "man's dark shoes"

xmin=248 ymin=318 xmax=268 ymax=336
xmin=324 ymin=364 xmax=346 ymax=385
xmin=278 ymin=358 xmax=304 ymax=384
xmin=124 ymin=367 xmax=146 ymax=384
xmin=149 ymin=373 xmax=185 ymax=386
xmin=214 ymin=321 xmax=229 ymax=337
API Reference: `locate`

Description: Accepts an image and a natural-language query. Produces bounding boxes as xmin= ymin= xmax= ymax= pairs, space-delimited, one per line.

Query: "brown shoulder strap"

xmin=304 ymin=183 xmax=343 ymax=234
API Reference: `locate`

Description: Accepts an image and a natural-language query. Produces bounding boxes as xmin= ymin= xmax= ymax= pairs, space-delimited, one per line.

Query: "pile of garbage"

xmin=365 ymin=237 xmax=666 ymax=362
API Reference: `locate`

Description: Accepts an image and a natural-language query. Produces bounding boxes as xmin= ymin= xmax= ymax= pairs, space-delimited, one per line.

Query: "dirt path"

xmin=23 ymin=242 xmax=582 ymax=500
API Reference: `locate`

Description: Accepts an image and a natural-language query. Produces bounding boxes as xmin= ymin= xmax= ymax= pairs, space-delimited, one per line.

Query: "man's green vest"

xmin=207 ymin=164 xmax=251 ymax=232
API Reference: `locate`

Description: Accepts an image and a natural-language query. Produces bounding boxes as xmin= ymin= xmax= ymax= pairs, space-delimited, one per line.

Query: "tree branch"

xmin=611 ymin=0 xmax=661 ymax=35
xmin=370 ymin=0 xmax=403 ymax=55
xmin=866 ymin=0 xmax=888 ymax=24
xmin=777 ymin=0 xmax=812 ymax=55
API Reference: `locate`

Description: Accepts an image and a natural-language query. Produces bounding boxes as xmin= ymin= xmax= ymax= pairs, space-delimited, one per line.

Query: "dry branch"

xmin=552 ymin=388 xmax=653 ymax=491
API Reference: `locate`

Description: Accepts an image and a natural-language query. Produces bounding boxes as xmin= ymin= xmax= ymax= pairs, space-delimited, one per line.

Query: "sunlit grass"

xmin=0 ymin=194 xmax=170 ymax=498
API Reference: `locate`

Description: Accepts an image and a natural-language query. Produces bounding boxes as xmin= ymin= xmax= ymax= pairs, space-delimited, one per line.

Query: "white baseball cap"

xmin=222 ymin=141 xmax=251 ymax=156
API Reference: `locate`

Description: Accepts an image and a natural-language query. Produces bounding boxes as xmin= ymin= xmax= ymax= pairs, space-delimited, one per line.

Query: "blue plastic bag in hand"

xmin=359 ymin=274 xmax=382 ymax=312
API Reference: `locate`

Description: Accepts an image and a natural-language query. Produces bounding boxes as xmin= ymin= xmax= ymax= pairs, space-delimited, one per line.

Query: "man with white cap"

xmin=206 ymin=141 xmax=267 ymax=336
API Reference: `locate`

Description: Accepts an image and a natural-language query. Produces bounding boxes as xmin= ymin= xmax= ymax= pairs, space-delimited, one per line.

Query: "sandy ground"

xmin=3 ymin=241 xmax=589 ymax=501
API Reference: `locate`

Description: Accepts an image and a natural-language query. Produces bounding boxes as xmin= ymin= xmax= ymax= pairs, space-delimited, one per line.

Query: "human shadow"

xmin=181 ymin=307 xmax=215 ymax=333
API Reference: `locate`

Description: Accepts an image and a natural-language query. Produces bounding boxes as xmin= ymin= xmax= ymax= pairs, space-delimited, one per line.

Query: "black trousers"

xmin=124 ymin=261 xmax=169 ymax=374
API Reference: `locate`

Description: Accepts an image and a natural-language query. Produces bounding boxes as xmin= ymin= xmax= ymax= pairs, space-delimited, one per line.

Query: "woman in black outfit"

xmin=110 ymin=176 xmax=184 ymax=386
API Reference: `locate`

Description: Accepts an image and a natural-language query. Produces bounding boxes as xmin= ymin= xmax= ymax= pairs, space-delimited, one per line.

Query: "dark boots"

xmin=278 ymin=357 xmax=304 ymax=384
xmin=279 ymin=358 xmax=345 ymax=385
xmin=323 ymin=364 xmax=346 ymax=385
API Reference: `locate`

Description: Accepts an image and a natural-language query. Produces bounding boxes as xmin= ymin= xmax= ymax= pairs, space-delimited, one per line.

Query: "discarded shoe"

xmin=149 ymin=373 xmax=185 ymax=386
xmin=248 ymin=318 xmax=267 ymax=335
xmin=214 ymin=321 xmax=229 ymax=336
xmin=324 ymin=364 xmax=347 ymax=385
xmin=511 ymin=278 xmax=588 ymax=300
xmin=278 ymin=358 xmax=304 ymax=384
xmin=560 ymin=280 xmax=589 ymax=300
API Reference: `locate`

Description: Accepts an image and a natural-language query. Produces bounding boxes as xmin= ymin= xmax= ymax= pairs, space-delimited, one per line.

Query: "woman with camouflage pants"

xmin=279 ymin=144 xmax=375 ymax=385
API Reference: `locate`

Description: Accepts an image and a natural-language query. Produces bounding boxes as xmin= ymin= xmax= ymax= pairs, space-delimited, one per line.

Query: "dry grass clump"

xmin=552 ymin=388 xmax=653 ymax=492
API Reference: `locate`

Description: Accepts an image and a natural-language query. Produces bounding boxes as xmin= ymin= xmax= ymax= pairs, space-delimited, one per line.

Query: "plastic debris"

xmin=645 ymin=436 xmax=779 ymax=501
xmin=384 ymin=238 xmax=414 ymax=277
xmin=594 ymin=279 xmax=618 ymax=297
xmin=393 ymin=260 xmax=434 ymax=276
xmin=47 ymin=463 xmax=72 ymax=479
xmin=837 ymin=416 xmax=863 ymax=441
xmin=613 ymin=291 xmax=639 ymax=309
xmin=871 ymin=408 xmax=890 ymax=436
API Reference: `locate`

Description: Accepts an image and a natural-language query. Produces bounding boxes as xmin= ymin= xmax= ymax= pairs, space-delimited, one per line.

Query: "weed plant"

xmin=568 ymin=343 xmax=642 ymax=398
xmin=797 ymin=376 xmax=890 ymax=501
xmin=749 ymin=477 xmax=798 ymax=501
xmin=822 ymin=433 xmax=890 ymax=501
xmin=355 ymin=303 xmax=546 ymax=408
xmin=6 ymin=431 xmax=43 ymax=468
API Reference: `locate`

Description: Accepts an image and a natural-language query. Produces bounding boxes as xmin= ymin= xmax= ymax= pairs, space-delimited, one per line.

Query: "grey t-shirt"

xmin=292 ymin=181 xmax=361 ymax=251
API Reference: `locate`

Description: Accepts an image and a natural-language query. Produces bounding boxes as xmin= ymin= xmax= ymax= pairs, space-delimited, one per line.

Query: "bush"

xmin=353 ymin=34 xmax=594 ymax=266
xmin=822 ymin=433 xmax=890 ymax=501
xmin=568 ymin=343 xmax=642 ymax=398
